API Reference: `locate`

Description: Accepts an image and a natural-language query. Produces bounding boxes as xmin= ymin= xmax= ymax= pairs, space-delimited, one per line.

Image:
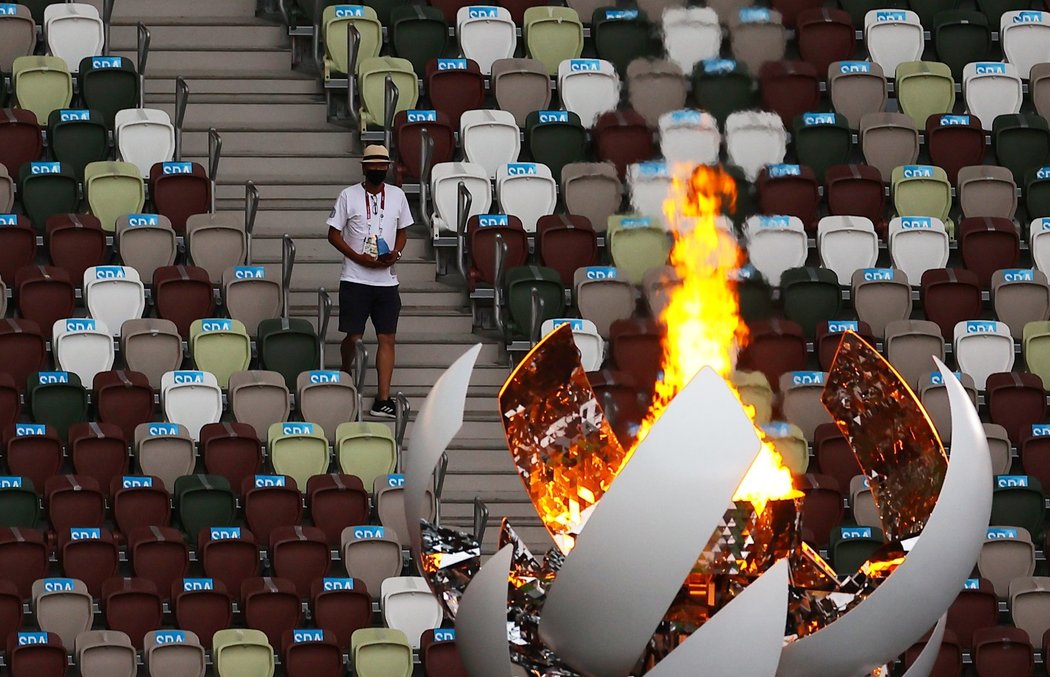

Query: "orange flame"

xmin=633 ymin=164 xmax=800 ymax=514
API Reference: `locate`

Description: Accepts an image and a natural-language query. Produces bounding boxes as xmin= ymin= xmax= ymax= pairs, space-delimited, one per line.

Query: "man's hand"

xmin=376 ymin=251 xmax=399 ymax=267
xmin=352 ymin=251 xmax=383 ymax=268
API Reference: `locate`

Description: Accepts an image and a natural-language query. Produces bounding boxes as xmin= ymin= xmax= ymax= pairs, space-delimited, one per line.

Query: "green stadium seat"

xmin=523 ymin=6 xmax=584 ymax=75
xmin=77 ymin=55 xmax=139 ymax=128
xmin=12 ymin=55 xmax=72 ymax=123
xmin=175 ymin=474 xmax=238 ymax=541
xmin=84 ymin=161 xmax=145 ymax=232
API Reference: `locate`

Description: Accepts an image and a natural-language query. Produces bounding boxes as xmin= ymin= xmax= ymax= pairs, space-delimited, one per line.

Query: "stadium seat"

xmin=817 ymin=216 xmax=878 ymax=284
xmin=523 ymin=6 xmax=584 ymax=75
xmin=627 ymin=162 xmax=672 ymax=220
xmin=358 ymin=57 xmax=418 ymax=130
xmin=692 ymin=58 xmax=756 ymax=125
xmin=27 ymin=370 xmax=87 ymax=440
xmin=896 ymin=61 xmax=956 ymax=128
xmin=972 ymin=625 xmax=1034 ymax=677
xmin=1033 ymin=63 xmax=1050 ymax=120
xmin=659 ymin=109 xmax=720 ymax=167
xmin=12 ymin=55 xmax=72 ymax=122
xmin=269 ymin=422 xmax=329 ymax=491
xmin=991 ymin=475 xmax=1045 ymax=539
xmin=114 ymin=213 xmax=177 ymax=282
xmin=779 ymin=371 xmax=833 ymax=440
xmin=241 ymin=576 xmax=302 ymax=647
xmin=352 ymin=628 xmax=413 ymax=677
xmin=189 ymin=319 xmax=251 ymax=388
xmin=830 ymin=525 xmax=885 ymax=574
xmin=793 ymin=112 xmax=852 ymax=181
xmin=153 ymin=265 xmax=214 ymax=338
xmin=306 ymin=474 xmax=369 ymax=547
xmin=144 ymin=629 xmax=206 ymax=677
xmin=921 ymin=268 xmax=982 ymax=337
xmin=816 ymin=320 xmax=875 ymax=370
xmin=175 ymin=474 xmax=237 ymax=540
xmin=200 ymin=422 xmax=263 ymax=492
xmin=860 ymin=113 xmax=919 ymax=181
xmin=420 ymin=629 xmax=467 ymax=677
xmin=744 ymin=214 xmax=807 ymax=286
xmin=426 ymin=59 xmax=486 ymax=131
xmin=227 ymin=371 xmax=289 ymax=440
xmin=797 ymin=10 xmax=855 ymax=74
xmin=953 ymin=321 xmax=1014 ymax=390
xmin=466 ymin=213 xmax=527 ymax=290
xmin=573 ymin=266 xmax=634 ymax=338
xmin=46 ymin=109 xmax=107 ymax=178
xmin=457 ymin=6 xmax=515 ymax=74
xmin=727 ymin=7 xmax=786 ymax=73
xmin=994 ymin=113 xmax=1050 ymax=184
xmin=761 ymin=61 xmax=821 ymax=130
xmin=0 ymin=476 xmax=38 ymax=529
xmin=115 ymin=109 xmax=176 ymax=178
xmin=963 ymin=62 xmax=1023 ymax=132
xmin=341 ymin=525 xmax=403 ymax=599
xmin=270 ymin=525 xmax=330 ymax=599
xmin=864 ymin=9 xmax=923 ymax=76
xmin=394 ymin=111 xmax=454 ymax=184
xmin=902 ymin=628 xmax=963 ymax=677
xmin=737 ymin=318 xmax=808 ymax=388
xmin=83 ymin=265 xmax=144 ymax=337
xmin=76 ymin=630 xmax=137 ymax=677
xmin=496 ymin=162 xmax=557 ymax=232
xmin=959 ymin=166 xmax=1017 ymax=222
xmin=0 ymin=109 xmax=41 ymax=179
xmin=535 ymin=215 xmax=597 ymax=286
xmin=947 ymin=579 xmax=998 ymax=650
xmin=594 ymin=111 xmax=655 ymax=178
xmin=429 ymin=161 xmax=492 ymax=236
xmin=560 ymin=165 xmax=621 ymax=238
xmin=1000 ymin=10 xmax=1050 ymax=78
xmin=120 ymin=319 xmax=183 ymax=389
xmin=389 ymin=5 xmax=448 ymax=76
xmin=987 ymin=372 xmax=1047 ymax=445
xmin=84 ymin=161 xmax=145 ymax=232
xmin=381 ymin=577 xmax=443 ymax=650
xmin=221 ymin=266 xmax=280 ymax=336
xmin=1028 ymin=166 xmax=1050 ymax=219
xmin=626 ymin=59 xmax=687 ymax=128
xmin=0 ymin=527 xmax=47 ymax=599
xmin=1032 ymin=218 xmax=1050 ymax=275
xmin=173 ymin=578 xmax=233 ymax=649
xmin=0 ymin=214 xmax=36 ymax=282
xmin=886 ymin=217 xmax=948 ymax=285
xmin=926 ymin=114 xmax=986 ymax=185
xmin=161 ymin=370 xmax=223 ymax=440
xmin=94 ymin=370 xmax=155 ymax=441
xmin=7 ymin=631 xmax=66 ymax=676
xmin=607 ymin=215 xmax=671 ymax=284
xmin=44 ymin=3 xmax=103 ymax=73
xmin=725 ymin=111 xmax=788 ymax=180
xmin=490 ymin=58 xmax=551 ymax=127
xmin=758 ymin=164 xmax=820 ymax=232
xmin=52 ymin=318 xmax=114 ymax=385
xmin=919 ymin=370 xmax=978 ymax=443
xmin=281 ymin=629 xmax=343 ymax=677
xmin=813 ymin=422 xmax=862 ymax=493
xmin=591 ymin=7 xmax=659 ymax=75
xmin=933 ymin=11 xmax=992 ymax=78
xmin=242 ymin=475 xmax=302 ymax=544
xmin=45 ymin=474 xmax=104 ymax=533
xmin=103 ymin=579 xmax=164 ymax=650
xmin=502 ymin=264 xmax=566 ymax=340
xmin=46 ymin=213 xmax=107 ymax=284
xmin=892 ymin=165 xmax=953 ymax=235
xmin=558 ymin=58 xmax=620 ymax=129
xmin=213 ymin=628 xmax=275 ymax=677
xmin=798 ymin=474 xmax=844 ymax=546
xmin=984 ymin=422 xmax=1014 ymax=475
xmin=334 ymin=424 xmax=396 ymax=489
xmin=68 ymin=421 xmax=126 ymax=497
xmin=828 ymin=61 xmax=887 ymax=130
xmin=152 ymin=162 xmax=211 ymax=234
xmin=780 ymin=267 xmax=842 ymax=338
xmin=959 ymin=217 xmax=1020 ymax=287
xmin=2 ymin=423 xmax=61 ymax=492
xmin=885 ymin=319 xmax=945 ymax=387
xmin=849 ymin=475 xmax=880 ymax=528
xmin=375 ymin=473 xmax=435 ymax=546
xmin=111 ymin=474 xmax=171 ymax=535
xmin=322 ymin=4 xmax=381 ymax=77
xmin=18 ymin=162 xmax=79 ymax=233
xmin=1021 ymin=424 xmax=1050 ymax=488
xmin=1008 ymin=576 xmax=1050 ymax=644
xmin=979 ymin=526 xmax=1036 ymax=597
xmin=258 ymin=318 xmax=320 ymax=389
xmin=58 ymin=526 xmax=118 ymax=597
xmin=0 ymin=4 xmax=36 ymax=72
xmin=311 ymin=577 xmax=372 ymax=651
xmin=525 ymin=110 xmax=588 ymax=182
xmin=128 ymin=525 xmax=191 ymax=594
xmin=199 ymin=526 xmax=260 ymax=602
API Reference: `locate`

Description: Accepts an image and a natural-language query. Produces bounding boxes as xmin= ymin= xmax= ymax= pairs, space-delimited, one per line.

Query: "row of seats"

xmin=1 ymin=3 xmax=105 ymax=74
xmin=3 ymin=54 xmax=140 ymax=128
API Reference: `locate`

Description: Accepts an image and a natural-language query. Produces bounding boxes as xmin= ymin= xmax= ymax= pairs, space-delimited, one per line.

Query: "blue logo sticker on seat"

xmin=506 ymin=163 xmax=538 ymax=176
xmin=162 ymin=162 xmax=194 ymax=175
xmin=94 ymin=266 xmax=128 ymax=279
xmin=293 ymin=629 xmax=324 ymax=643
xmin=973 ymin=62 xmax=1007 ymax=74
xmin=210 ymin=527 xmax=241 ymax=540
xmin=233 ymin=266 xmax=265 ymax=279
xmin=738 ymin=6 xmax=770 ymax=21
xmin=127 ymin=213 xmax=160 ymax=226
xmin=467 ymin=5 xmax=499 ymax=18
xmin=14 ymin=423 xmax=45 ymax=436
xmin=153 ymin=631 xmax=186 ymax=644
xmin=996 ymin=475 xmax=1030 ymax=488
xmin=802 ymin=112 xmax=836 ymax=126
xmin=569 ymin=58 xmax=602 ymax=71
xmin=862 ymin=268 xmax=893 ymax=281
xmin=928 ymin=371 xmax=961 ymax=386
xmin=254 ymin=475 xmax=287 ymax=487
xmin=790 ymin=371 xmax=825 ymax=386
xmin=899 ymin=216 xmax=933 ymax=229
xmin=839 ymin=526 xmax=873 ymax=539
xmin=182 ymin=578 xmax=214 ymax=591
xmin=323 ymin=577 xmax=355 ymax=590
xmin=537 ymin=110 xmax=569 ymax=123
xmin=173 ymin=371 xmax=205 ymax=384
xmin=986 ymin=526 xmax=1018 ymax=538
xmin=758 ymin=215 xmax=791 ymax=228
xmin=874 ymin=10 xmax=907 ymax=20
xmin=386 ymin=474 xmax=406 ymax=488
xmin=352 ymin=525 xmax=385 ymax=539
xmin=901 ymin=165 xmax=934 ymax=178
xmin=478 ymin=214 xmax=509 ymax=227
xmin=434 ymin=629 xmax=456 ymax=641
xmin=17 ymin=632 xmax=49 ymax=646
xmin=64 ymin=318 xmax=97 ymax=332
xmin=938 ymin=115 xmax=970 ymax=126
xmin=59 ymin=109 xmax=90 ymax=122
xmin=37 ymin=372 xmax=70 ymax=384
xmin=91 ymin=56 xmax=123 ymax=69
xmin=965 ymin=320 xmax=998 ymax=334
xmin=282 ymin=422 xmax=314 ymax=436
xmin=436 ymin=58 xmax=468 ymax=70
xmin=605 ymin=8 xmax=638 ymax=19
xmin=30 ymin=162 xmax=61 ymax=175
xmin=0 ymin=214 xmax=16 ymax=226
xmin=838 ymin=61 xmax=871 ymax=73
xmin=827 ymin=320 xmax=858 ymax=333
xmin=1012 ymin=10 xmax=1044 ymax=22
xmin=309 ymin=370 xmax=341 ymax=383
xmin=333 ymin=4 xmax=366 ymax=16
xmin=702 ymin=59 xmax=736 ymax=74
xmin=42 ymin=578 xmax=75 ymax=592
xmin=0 ymin=477 xmax=23 ymax=489
xmin=201 ymin=319 xmax=233 ymax=332
xmin=70 ymin=528 xmax=102 ymax=540
xmin=583 ymin=266 xmax=617 ymax=280
xmin=406 ymin=109 xmax=437 ymax=123
xmin=0 ymin=4 xmax=17 ymax=15
xmin=669 ymin=109 xmax=702 ymax=123
xmin=963 ymin=578 xmax=980 ymax=589
xmin=148 ymin=423 xmax=179 ymax=436
xmin=635 ymin=161 xmax=668 ymax=176
xmin=121 ymin=476 xmax=153 ymax=488
xmin=620 ymin=217 xmax=654 ymax=229
xmin=767 ymin=164 xmax=801 ymax=178
xmin=552 ymin=318 xmax=584 ymax=331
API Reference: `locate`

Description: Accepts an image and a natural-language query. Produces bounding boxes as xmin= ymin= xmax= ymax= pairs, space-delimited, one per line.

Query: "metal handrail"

xmin=434 ymin=451 xmax=448 ymax=526
xmin=317 ymin=288 xmax=332 ymax=370
xmin=276 ymin=0 xmax=291 ymax=26
xmin=455 ymin=181 xmax=471 ymax=285
xmin=417 ymin=128 xmax=434 ymax=231
xmin=492 ymin=233 xmax=508 ymax=339
xmin=173 ymin=77 xmax=189 ymax=162
xmin=602 ymin=391 xmax=619 ymax=431
xmin=394 ymin=392 xmax=411 ymax=456
xmin=244 ymin=181 xmax=259 ymax=265
xmin=207 ymin=128 xmax=222 ymax=213
xmin=383 ymin=74 xmax=399 ymax=158
xmin=345 ymin=24 xmax=361 ymax=127
xmin=136 ymin=23 xmax=150 ymax=108
xmin=102 ymin=0 xmax=114 ymax=56
xmin=281 ymin=234 xmax=295 ymax=321
xmin=529 ymin=288 xmax=545 ymax=346
xmin=473 ymin=497 xmax=489 ymax=543
xmin=353 ymin=337 xmax=368 ymax=421
xmin=312 ymin=0 xmax=323 ymax=69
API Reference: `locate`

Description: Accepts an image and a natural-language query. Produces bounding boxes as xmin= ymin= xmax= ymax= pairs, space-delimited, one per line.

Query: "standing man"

xmin=327 ymin=144 xmax=412 ymax=419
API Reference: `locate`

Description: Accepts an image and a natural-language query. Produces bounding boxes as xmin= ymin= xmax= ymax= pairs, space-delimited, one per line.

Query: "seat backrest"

xmin=491 ymin=58 xmax=551 ymax=127
xmin=864 ymin=9 xmax=923 ymax=75
xmin=44 ymin=3 xmax=104 ymax=73
xmin=161 ymin=370 xmax=224 ymax=440
xmin=888 ymin=216 xmax=950 ymax=284
xmin=817 ymin=215 xmax=879 ymax=285
xmin=661 ymin=7 xmax=721 ymax=74
xmin=229 ymin=371 xmax=290 ymax=440
xmin=380 ymin=577 xmax=443 ymax=650
xmin=268 ymin=421 xmax=330 ymax=490
xmin=561 ymin=162 xmax=622 ymax=234
xmin=456 ymin=5 xmax=515 ymax=74
xmin=351 ymin=627 xmax=413 ymax=677
xmin=460 ymin=109 xmax=521 ymax=178
xmin=340 ymin=525 xmax=403 ymax=597
xmin=115 ymin=108 xmax=176 ymax=177
xmin=558 ymin=57 xmax=621 ymax=127
xmin=744 ymin=214 xmax=808 ymax=286
xmin=725 ymin=110 xmax=788 ymax=180
xmin=1001 ymin=10 xmax=1050 ymax=78
xmin=523 ymin=6 xmax=584 ymax=75
xmin=187 ymin=213 xmax=247 ymax=283
xmin=144 ymin=630 xmax=206 ymax=677
xmin=859 ymin=112 xmax=919 ymax=181
xmin=84 ymin=160 xmax=146 ymax=231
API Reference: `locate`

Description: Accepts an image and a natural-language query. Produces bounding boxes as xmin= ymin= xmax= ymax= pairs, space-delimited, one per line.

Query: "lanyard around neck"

xmin=363 ymin=186 xmax=386 ymax=234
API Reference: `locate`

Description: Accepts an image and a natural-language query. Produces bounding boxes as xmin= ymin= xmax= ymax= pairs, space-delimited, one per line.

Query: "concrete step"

xmin=153 ymin=102 xmax=333 ymax=132
xmin=187 ymin=154 xmax=360 ymax=185
xmin=258 ymin=234 xmax=431 ymax=259
xmin=288 ymin=282 xmax=463 ymax=308
xmin=150 ymin=74 xmax=320 ymax=98
xmin=444 ymin=447 xmax=518 ymax=475
xmin=442 ymin=471 xmax=526 ymax=497
xmin=87 ymin=0 xmax=259 ymax=18
xmin=356 ymin=363 xmax=509 ymax=388
xmin=333 ymin=335 xmax=502 ymax=364
xmin=112 ymin=22 xmax=287 ymax=51
xmin=184 ymin=130 xmax=351 ymax=156
xmin=258 ymin=259 xmax=438 ymax=287
xmin=115 ymin=49 xmax=293 ymax=72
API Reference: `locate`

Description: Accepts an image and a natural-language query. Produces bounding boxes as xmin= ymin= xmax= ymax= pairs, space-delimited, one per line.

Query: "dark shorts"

xmin=339 ymin=281 xmax=402 ymax=335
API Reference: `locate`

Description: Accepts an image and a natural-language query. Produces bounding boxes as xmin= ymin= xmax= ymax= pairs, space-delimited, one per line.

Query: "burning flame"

xmin=633 ymin=164 xmax=800 ymax=515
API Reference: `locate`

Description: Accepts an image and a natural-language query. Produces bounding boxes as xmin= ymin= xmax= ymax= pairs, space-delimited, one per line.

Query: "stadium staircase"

xmin=99 ymin=0 xmax=547 ymax=554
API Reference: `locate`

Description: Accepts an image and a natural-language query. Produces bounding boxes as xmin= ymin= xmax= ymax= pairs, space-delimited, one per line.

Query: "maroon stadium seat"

xmin=306 ymin=474 xmax=370 ymax=546
xmin=7 ymin=631 xmax=67 ymax=677
xmin=959 ymin=217 xmax=1020 ymax=288
xmin=58 ymin=526 xmax=119 ymax=598
xmin=420 ymin=629 xmax=468 ymax=676
xmin=45 ymin=474 xmax=106 ymax=532
xmin=466 ymin=213 xmax=529 ymax=291
xmin=0 ymin=581 xmax=23 ymax=649
xmin=813 ymin=422 xmax=862 ymax=494
xmin=770 ymin=0 xmax=823 ymax=27
xmin=797 ymin=473 xmax=844 ymax=547
xmin=15 ymin=265 xmax=75 ymax=336
xmin=0 ymin=108 xmax=43 ymax=176
xmin=587 ymin=369 xmax=645 ymax=446
xmin=0 ymin=375 xmax=17 ymax=431
xmin=824 ymin=164 xmax=886 ymax=235
xmin=242 ymin=475 xmax=302 ymax=543
xmin=609 ymin=318 xmax=663 ymax=396
xmin=127 ymin=526 xmax=190 ymax=596
xmin=738 ymin=318 xmax=808 ymax=390
xmin=903 ymin=628 xmax=963 ymax=677
xmin=172 ymin=578 xmax=233 ymax=649
xmin=0 ymin=214 xmax=38 ymax=282
xmin=926 ymin=114 xmax=986 ymax=185
xmin=152 ymin=265 xmax=214 ymax=338
xmin=1020 ymin=426 xmax=1050 ymax=489
xmin=241 ymin=576 xmax=302 ymax=647
xmin=282 ymin=629 xmax=344 ymax=677
xmin=93 ymin=370 xmax=155 ymax=442
xmin=946 ymin=578 xmax=998 ymax=649
xmin=198 ymin=527 xmax=260 ymax=599
xmin=592 ymin=109 xmax=655 ymax=178
xmin=424 ymin=58 xmax=486 ymax=128
xmin=393 ymin=109 xmax=455 ymax=184
xmin=270 ymin=525 xmax=330 ymax=599
xmin=757 ymin=164 xmax=821 ymax=232
xmin=101 ymin=577 xmax=164 ymax=649
xmin=68 ymin=422 xmax=128 ymax=496
xmin=0 ymin=320 xmax=47 ymax=392
xmin=536 ymin=214 xmax=598 ymax=286
xmin=110 ymin=476 xmax=171 ymax=535
xmin=759 ymin=61 xmax=821 ymax=127
xmin=972 ymin=626 xmax=1034 ymax=677
xmin=815 ymin=320 xmax=875 ymax=371
xmin=45 ymin=213 xmax=107 ymax=285
xmin=149 ymin=161 xmax=210 ymax=234
xmin=2 ymin=423 xmax=62 ymax=490
xmin=200 ymin=422 xmax=263 ymax=492
xmin=310 ymin=577 xmax=372 ymax=651
xmin=796 ymin=9 xmax=855 ymax=74
xmin=986 ymin=372 xmax=1046 ymax=444
xmin=0 ymin=527 xmax=48 ymax=599
xmin=920 ymin=268 xmax=982 ymax=337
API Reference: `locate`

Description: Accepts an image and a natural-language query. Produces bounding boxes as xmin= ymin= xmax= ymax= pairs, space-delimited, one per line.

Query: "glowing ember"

xmin=635 ymin=164 xmax=800 ymax=513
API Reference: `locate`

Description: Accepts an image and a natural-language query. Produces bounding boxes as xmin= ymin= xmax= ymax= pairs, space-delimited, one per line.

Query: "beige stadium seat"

xmin=143 ymin=629 xmax=207 ymax=677
xmin=851 ymin=268 xmax=912 ymax=338
xmin=341 ymin=525 xmax=403 ymax=598
xmin=778 ymin=371 xmax=833 ymax=441
xmin=222 ymin=265 xmax=282 ymax=337
xmin=573 ymin=266 xmax=635 ymax=338
xmin=828 ymin=60 xmax=887 ymax=129
xmin=626 ymin=58 xmax=688 ymax=128
xmin=374 ymin=474 xmax=435 ymax=546
xmin=0 ymin=3 xmax=35 ymax=71
xmin=979 ymin=526 xmax=1036 ymax=598
xmin=134 ymin=422 xmax=196 ymax=491
xmin=75 ymin=630 xmax=137 ymax=677
xmin=31 ymin=577 xmax=93 ymax=648
xmin=885 ymin=319 xmax=946 ymax=390
xmin=983 ymin=423 xmax=1013 ymax=476
xmin=958 ymin=165 xmax=1017 ymax=220
xmin=918 ymin=371 xmax=978 ymax=444
xmin=229 ymin=371 xmax=291 ymax=440
xmin=859 ymin=112 xmax=919 ymax=181
xmin=849 ymin=475 xmax=880 ymax=528
xmin=297 ymin=370 xmax=359 ymax=444
xmin=187 ymin=213 xmax=247 ymax=284
xmin=561 ymin=162 xmax=623 ymax=235
xmin=120 ymin=318 xmax=184 ymax=389
xmin=115 ymin=214 xmax=178 ymax=283
xmin=491 ymin=58 xmax=551 ymax=127
xmin=1008 ymin=577 xmax=1050 ymax=644
xmin=992 ymin=269 xmax=1050 ymax=339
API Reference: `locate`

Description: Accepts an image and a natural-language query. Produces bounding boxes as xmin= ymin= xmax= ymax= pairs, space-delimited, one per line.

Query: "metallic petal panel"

xmin=821 ymin=331 xmax=948 ymax=540
xmin=419 ymin=520 xmax=481 ymax=618
xmin=499 ymin=324 xmax=630 ymax=553
xmin=456 ymin=544 xmax=515 ymax=677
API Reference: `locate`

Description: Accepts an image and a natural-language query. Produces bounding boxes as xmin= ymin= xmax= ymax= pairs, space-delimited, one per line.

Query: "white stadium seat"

xmin=725 ymin=111 xmax=787 ymax=181
xmin=558 ymin=58 xmax=620 ymax=127
xmin=460 ymin=109 xmax=521 ymax=178
xmin=496 ymin=162 xmax=557 ymax=232
xmin=888 ymin=215 xmax=950 ymax=284
xmin=52 ymin=317 xmax=114 ymax=385
xmin=963 ymin=62 xmax=1023 ymax=131
xmin=659 ymin=108 xmax=721 ymax=167
xmin=628 ymin=161 xmax=674 ymax=221
xmin=115 ymin=108 xmax=176 ymax=178
xmin=430 ymin=161 xmax=492 ymax=236
xmin=661 ymin=7 xmax=722 ymax=74
xmin=744 ymin=214 xmax=807 ymax=286
xmin=44 ymin=3 xmax=104 ymax=73
xmin=161 ymin=370 xmax=223 ymax=440
xmin=541 ymin=318 xmax=605 ymax=371
xmin=457 ymin=5 xmax=516 ymax=74
xmin=817 ymin=216 xmax=879 ymax=285
xmin=84 ymin=265 xmax=146 ymax=337
xmin=953 ymin=320 xmax=1015 ymax=390
xmin=1030 ymin=218 xmax=1050 ymax=273
xmin=380 ymin=577 xmax=444 ymax=650
xmin=1001 ymin=11 xmax=1050 ymax=79
xmin=864 ymin=9 xmax=923 ymax=78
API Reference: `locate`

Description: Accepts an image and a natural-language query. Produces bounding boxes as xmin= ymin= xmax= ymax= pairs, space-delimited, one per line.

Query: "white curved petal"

xmin=406 ymin=344 xmax=482 ymax=559
xmin=776 ymin=362 xmax=992 ymax=676
xmin=647 ymin=558 xmax=789 ymax=677
xmin=456 ymin=544 xmax=514 ymax=677
xmin=540 ymin=367 xmax=762 ymax=677
xmin=900 ymin=615 xmax=948 ymax=677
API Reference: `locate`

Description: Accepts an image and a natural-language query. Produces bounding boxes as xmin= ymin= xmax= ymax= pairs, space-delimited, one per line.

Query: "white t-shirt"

xmin=327 ymin=183 xmax=414 ymax=286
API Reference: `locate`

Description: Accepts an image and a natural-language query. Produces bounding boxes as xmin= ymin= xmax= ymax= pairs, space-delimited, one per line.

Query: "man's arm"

xmin=328 ymin=226 xmax=380 ymax=268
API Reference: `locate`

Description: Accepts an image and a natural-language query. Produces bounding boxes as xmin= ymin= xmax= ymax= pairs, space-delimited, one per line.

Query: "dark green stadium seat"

xmin=46 ymin=109 xmax=109 ymax=178
xmin=994 ymin=113 xmax=1050 ymax=184
xmin=0 ymin=477 xmax=40 ymax=529
xmin=175 ymin=474 xmax=238 ymax=540
xmin=933 ymin=10 xmax=992 ymax=80
xmin=990 ymin=475 xmax=1046 ymax=540
xmin=77 ymin=56 xmax=139 ymax=128
xmin=839 ymin=0 xmax=904 ymax=26
xmin=390 ymin=5 xmax=449 ymax=76
xmin=1026 ymin=166 xmax=1050 ymax=219
xmin=692 ymin=59 xmax=756 ymax=126
xmin=18 ymin=161 xmax=79 ymax=233
xmin=975 ymin=0 xmax=1029 ymax=28
xmin=26 ymin=371 xmax=88 ymax=441
xmin=909 ymin=0 xmax=959 ymax=28
xmin=737 ymin=267 xmax=776 ymax=323
xmin=793 ymin=112 xmax=852 ymax=182
xmin=257 ymin=318 xmax=320 ymax=390
xmin=505 ymin=265 xmax=565 ymax=340
xmin=830 ymin=525 xmax=885 ymax=574
xmin=725 ymin=164 xmax=757 ymax=226
xmin=21 ymin=0 xmax=62 ymax=23
xmin=525 ymin=110 xmax=588 ymax=183
xmin=590 ymin=6 xmax=659 ymax=76
xmin=780 ymin=266 xmax=842 ymax=338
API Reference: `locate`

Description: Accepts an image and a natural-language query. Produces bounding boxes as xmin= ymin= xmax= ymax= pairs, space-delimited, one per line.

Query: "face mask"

xmin=364 ymin=168 xmax=387 ymax=186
